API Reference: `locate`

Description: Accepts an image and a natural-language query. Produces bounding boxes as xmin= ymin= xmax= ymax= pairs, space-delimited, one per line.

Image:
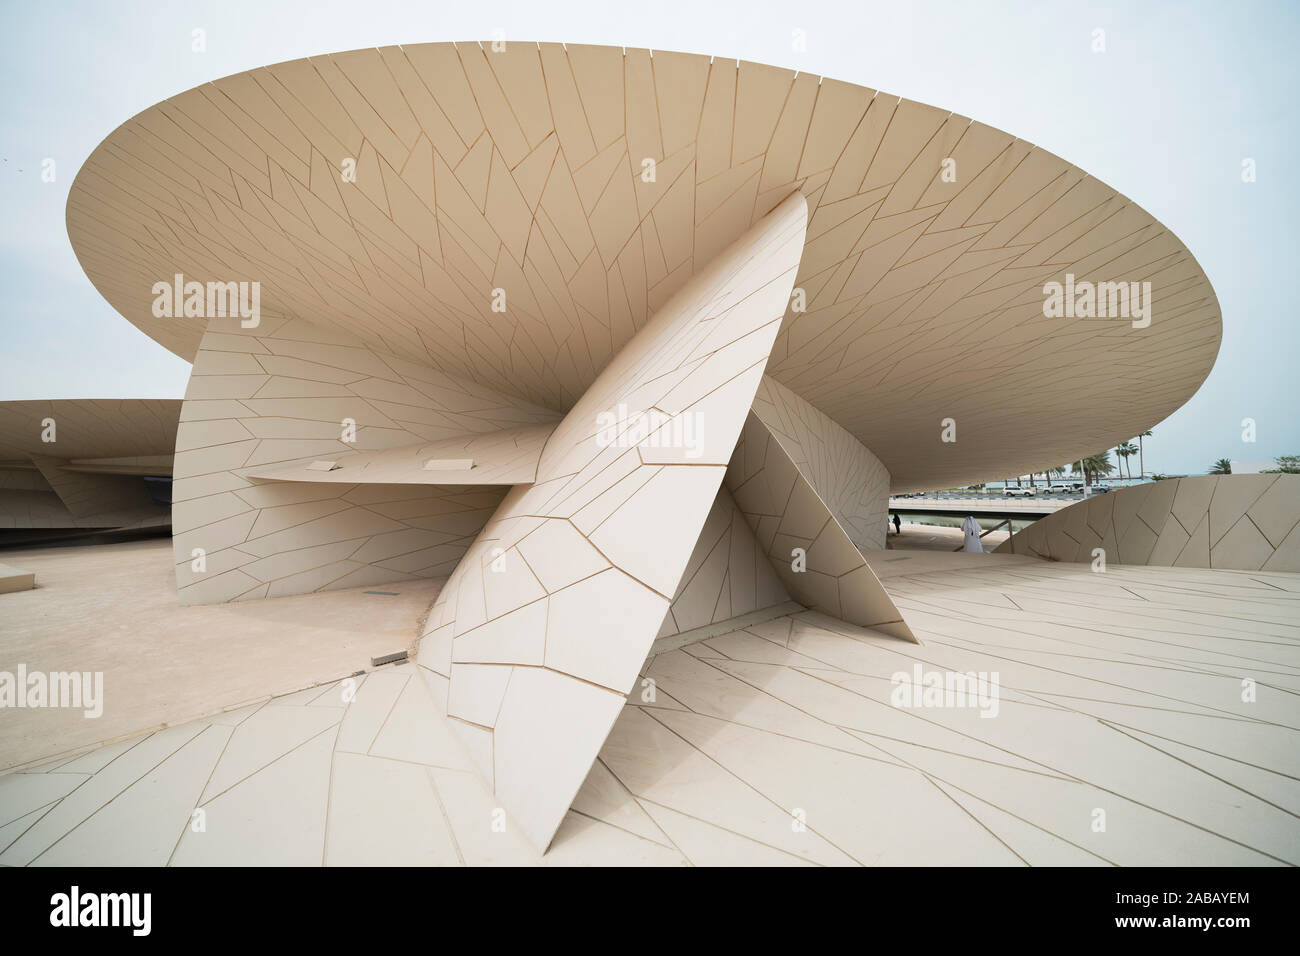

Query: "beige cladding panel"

xmin=244 ymin=423 xmax=557 ymax=485
xmin=30 ymin=456 xmax=157 ymax=519
xmin=414 ymin=194 xmax=808 ymax=852
xmin=171 ymin=313 xmax=560 ymax=604
xmin=0 ymin=400 xmax=179 ymax=531
xmin=656 ymin=482 xmax=793 ymax=639
xmin=723 ymin=409 xmax=916 ymax=642
xmin=0 ymin=489 xmax=75 ymax=530
xmin=66 ymin=43 xmax=1221 ymax=493
xmin=0 ymin=399 xmax=180 ymax=462
xmin=750 ymin=375 xmax=892 ymax=552
xmin=999 ymin=475 xmax=1300 ymax=572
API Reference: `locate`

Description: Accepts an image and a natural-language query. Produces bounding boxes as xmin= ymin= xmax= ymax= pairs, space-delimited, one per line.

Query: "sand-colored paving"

xmin=0 ymin=537 xmax=438 ymax=770
xmin=2 ymin=546 xmax=1297 ymax=865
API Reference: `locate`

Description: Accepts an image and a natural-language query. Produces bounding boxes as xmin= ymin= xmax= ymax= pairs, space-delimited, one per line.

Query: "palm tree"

xmin=1136 ymin=429 xmax=1152 ymax=480
xmin=1116 ymin=441 xmax=1138 ymax=481
xmin=1086 ymin=451 xmax=1115 ymax=486
xmin=1068 ymin=452 xmax=1113 ymax=486
xmin=1262 ymin=455 xmax=1300 ymax=474
xmin=1209 ymin=458 xmax=1232 ymax=475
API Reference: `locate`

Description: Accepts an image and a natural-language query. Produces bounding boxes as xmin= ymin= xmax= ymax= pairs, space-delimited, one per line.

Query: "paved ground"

xmin=2 ymin=541 xmax=1296 ymax=865
xmin=885 ymin=522 xmax=1012 ymax=552
xmin=0 ymin=538 xmax=439 ymax=770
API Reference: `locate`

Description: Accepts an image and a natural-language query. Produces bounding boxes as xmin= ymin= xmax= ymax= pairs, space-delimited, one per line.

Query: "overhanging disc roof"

xmin=0 ymin=399 xmax=181 ymax=463
xmin=66 ymin=42 xmax=1221 ymax=490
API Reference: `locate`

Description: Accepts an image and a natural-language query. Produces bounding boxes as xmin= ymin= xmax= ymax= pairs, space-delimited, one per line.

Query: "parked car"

xmin=1046 ymin=484 xmax=1073 ymax=494
xmin=1089 ymin=486 xmax=1111 ymax=494
xmin=1002 ymin=486 xmax=1036 ymax=497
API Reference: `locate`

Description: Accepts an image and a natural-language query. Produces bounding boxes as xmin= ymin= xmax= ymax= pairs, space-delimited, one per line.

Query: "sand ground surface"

xmin=2 ymin=535 xmax=1298 ymax=865
xmin=0 ymin=537 xmax=439 ymax=770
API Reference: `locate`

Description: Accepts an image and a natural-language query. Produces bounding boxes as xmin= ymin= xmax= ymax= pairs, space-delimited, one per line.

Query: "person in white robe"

xmin=962 ymin=515 xmax=984 ymax=553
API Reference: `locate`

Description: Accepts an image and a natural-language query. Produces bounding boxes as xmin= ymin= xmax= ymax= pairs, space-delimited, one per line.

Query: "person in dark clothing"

xmin=892 ymin=513 xmax=901 ymax=535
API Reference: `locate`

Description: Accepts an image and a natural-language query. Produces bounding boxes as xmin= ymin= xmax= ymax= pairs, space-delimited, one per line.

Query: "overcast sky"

xmin=1 ymin=0 xmax=1295 ymax=477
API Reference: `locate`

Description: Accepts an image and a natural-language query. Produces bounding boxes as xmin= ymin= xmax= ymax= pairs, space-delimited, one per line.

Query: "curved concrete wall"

xmin=724 ymin=404 xmax=914 ymax=642
xmin=172 ymin=315 xmax=558 ymax=603
xmin=656 ymin=483 xmax=792 ymax=639
xmin=997 ymin=474 xmax=1300 ymax=571
xmin=750 ymin=375 xmax=891 ymax=552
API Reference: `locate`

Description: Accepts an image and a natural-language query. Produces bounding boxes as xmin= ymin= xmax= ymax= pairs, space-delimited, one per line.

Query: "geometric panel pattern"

xmin=655 ymin=483 xmax=792 ymax=640
xmin=67 ymin=42 xmax=1221 ymax=494
xmin=724 ymin=409 xmax=917 ymax=642
xmin=45 ymin=40 xmax=1255 ymax=864
xmin=0 ymin=399 xmax=179 ymax=532
xmin=171 ymin=314 xmax=559 ymax=603
xmin=0 ymin=482 xmax=79 ymax=532
xmin=0 ymin=399 xmax=180 ymax=463
xmin=413 ymin=193 xmax=808 ymax=851
xmin=244 ymin=423 xmax=556 ymax=486
xmin=0 ymin=471 xmax=167 ymax=534
xmin=750 ymin=375 xmax=892 ymax=552
xmin=30 ymin=456 xmax=157 ymax=519
xmin=614 ymin=561 xmax=1298 ymax=865
xmin=998 ymin=474 xmax=1300 ymax=572
xmin=8 ymin=557 xmax=1296 ymax=866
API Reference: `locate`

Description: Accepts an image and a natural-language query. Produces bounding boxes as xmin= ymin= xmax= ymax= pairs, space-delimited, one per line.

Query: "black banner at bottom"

xmin=0 ymin=865 xmax=1286 ymax=943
